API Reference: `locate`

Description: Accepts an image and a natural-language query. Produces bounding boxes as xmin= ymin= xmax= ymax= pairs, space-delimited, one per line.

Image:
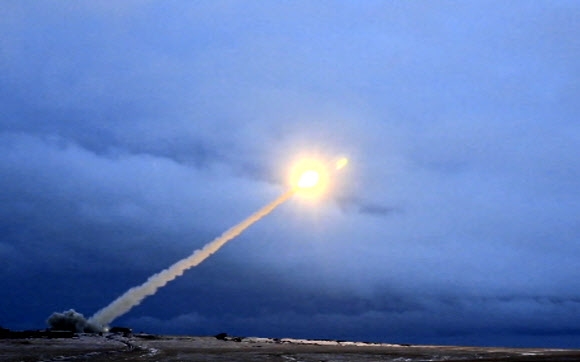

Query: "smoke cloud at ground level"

xmin=47 ymin=309 xmax=102 ymax=333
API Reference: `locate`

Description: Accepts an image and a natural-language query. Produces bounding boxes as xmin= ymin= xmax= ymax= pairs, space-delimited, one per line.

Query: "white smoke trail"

xmin=89 ymin=190 xmax=295 ymax=328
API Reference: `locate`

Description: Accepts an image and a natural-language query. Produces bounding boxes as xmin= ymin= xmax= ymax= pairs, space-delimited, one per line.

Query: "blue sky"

xmin=1 ymin=1 xmax=579 ymax=348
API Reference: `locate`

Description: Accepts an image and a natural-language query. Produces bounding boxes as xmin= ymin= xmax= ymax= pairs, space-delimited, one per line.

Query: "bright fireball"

xmin=289 ymin=158 xmax=329 ymax=198
xmin=297 ymin=170 xmax=320 ymax=189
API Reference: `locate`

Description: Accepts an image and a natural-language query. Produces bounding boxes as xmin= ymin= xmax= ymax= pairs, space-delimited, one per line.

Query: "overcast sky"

xmin=1 ymin=1 xmax=579 ymax=348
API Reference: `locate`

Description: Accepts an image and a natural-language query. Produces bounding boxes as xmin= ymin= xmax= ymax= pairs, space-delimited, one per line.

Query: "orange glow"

xmin=289 ymin=158 xmax=329 ymax=198
xmin=297 ymin=170 xmax=320 ymax=189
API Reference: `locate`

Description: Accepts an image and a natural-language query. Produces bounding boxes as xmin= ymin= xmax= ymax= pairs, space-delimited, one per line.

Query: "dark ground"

xmin=2 ymin=334 xmax=580 ymax=362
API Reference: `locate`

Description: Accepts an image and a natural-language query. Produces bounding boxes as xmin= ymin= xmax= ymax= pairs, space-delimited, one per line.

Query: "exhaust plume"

xmin=89 ymin=190 xmax=294 ymax=328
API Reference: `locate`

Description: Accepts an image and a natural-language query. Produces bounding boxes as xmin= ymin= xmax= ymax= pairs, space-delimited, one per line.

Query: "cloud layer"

xmin=1 ymin=1 xmax=579 ymax=348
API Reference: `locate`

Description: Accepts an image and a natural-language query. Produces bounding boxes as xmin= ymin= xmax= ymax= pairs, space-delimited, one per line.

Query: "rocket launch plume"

xmin=89 ymin=190 xmax=295 ymax=328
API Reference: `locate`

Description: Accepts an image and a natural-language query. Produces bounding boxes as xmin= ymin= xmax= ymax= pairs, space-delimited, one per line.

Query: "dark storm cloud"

xmin=124 ymin=288 xmax=580 ymax=347
xmin=1 ymin=0 xmax=579 ymax=348
xmin=358 ymin=203 xmax=398 ymax=217
xmin=336 ymin=196 xmax=401 ymax=217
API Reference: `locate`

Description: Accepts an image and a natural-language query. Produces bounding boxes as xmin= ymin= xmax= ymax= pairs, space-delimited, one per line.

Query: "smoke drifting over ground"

xmin=88 ymin=190 xmax=294 ymax=329
xmin=47 ymin=309 xmax=102 ymax=333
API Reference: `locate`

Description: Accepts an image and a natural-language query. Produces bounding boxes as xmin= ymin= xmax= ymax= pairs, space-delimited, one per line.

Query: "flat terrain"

xmin=2 ymin=334 xmax=580 ymax=361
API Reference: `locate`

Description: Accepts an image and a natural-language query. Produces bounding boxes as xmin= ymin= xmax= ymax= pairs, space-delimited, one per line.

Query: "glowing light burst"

xmin=297 ymin=170 xmax=320 ymax=189
xmin=289 ymin=159 xmax=328 ymax=198
xmin=289 ymin=156 xmax=347 ymax=198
